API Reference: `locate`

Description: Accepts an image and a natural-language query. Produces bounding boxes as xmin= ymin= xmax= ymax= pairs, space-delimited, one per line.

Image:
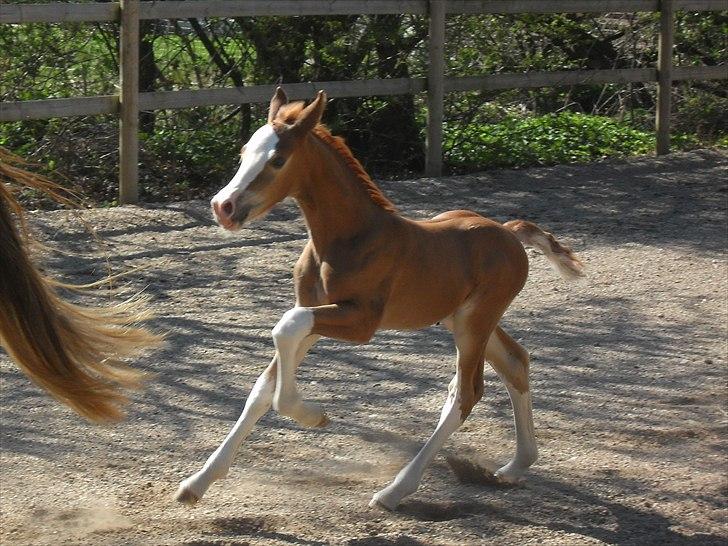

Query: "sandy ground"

xmin=1 ymin=150 xmax=726 ymax=546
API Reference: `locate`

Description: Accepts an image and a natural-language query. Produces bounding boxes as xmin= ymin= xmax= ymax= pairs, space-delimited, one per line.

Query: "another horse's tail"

xmin=0 ymin=152 xmax=162 ymax=423
xmin=504 ymin=220 xmax=585 ymax=281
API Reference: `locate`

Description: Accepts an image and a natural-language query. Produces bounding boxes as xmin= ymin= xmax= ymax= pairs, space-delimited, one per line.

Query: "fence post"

xmin=426 ymin=0 xmax=445 ymax=177
xmin=656 ymin=0 xmax=674 ymax=155
xmin=119 ymin=0 xmax=139 ymax=204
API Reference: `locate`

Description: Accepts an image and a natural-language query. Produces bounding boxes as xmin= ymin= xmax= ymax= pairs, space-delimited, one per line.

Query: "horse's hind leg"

xmin=486 ymin=326 xmax=538 ymax=483
xmin=176 ymin=334 xmax=320 ymax=504
xmin=370 ymin=313 xmax=493 ymax=511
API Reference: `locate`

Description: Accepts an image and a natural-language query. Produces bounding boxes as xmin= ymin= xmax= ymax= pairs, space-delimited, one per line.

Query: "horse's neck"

xmin=293 ymin=134 xmax=394 ymax=252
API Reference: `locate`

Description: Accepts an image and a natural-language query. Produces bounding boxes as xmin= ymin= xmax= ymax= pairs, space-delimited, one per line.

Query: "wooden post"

xmin=656 ymin=0 xmax=674 ymax=155
xmin=119 ymin=0 xmax=140 ymax=204
xmin=426 ymin=0 xmax=445 ymax=177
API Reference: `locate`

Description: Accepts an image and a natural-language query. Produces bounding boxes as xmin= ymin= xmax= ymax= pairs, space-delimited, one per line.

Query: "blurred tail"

xmin=504 ymin=220 xmax=585 ymax=281
xmin=0 ymin=149 xmax=163 ymax=423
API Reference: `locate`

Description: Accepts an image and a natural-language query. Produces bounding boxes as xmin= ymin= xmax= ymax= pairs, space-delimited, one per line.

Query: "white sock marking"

xmin=486 ymin=334 xmax=538 ymax=481
xmin=371 ymin=374 xmax=463 ymax=510
xmin=177 ymin=335 xmax=320 ymax=503
xmin=272 ymin=308 xmax=323 ymax=426
xmin=495 ymin=384 xmax=538 ymax=481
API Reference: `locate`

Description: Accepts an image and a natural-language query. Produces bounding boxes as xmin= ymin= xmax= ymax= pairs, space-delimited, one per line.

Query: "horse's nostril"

xmin=222 ymin=200 xmax=234 ymax=217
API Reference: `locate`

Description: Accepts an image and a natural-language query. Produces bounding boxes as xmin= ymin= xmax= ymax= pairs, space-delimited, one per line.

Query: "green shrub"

xmin=138 ymin=115 xmax=245 ymax=202
xmin=444 ymin=112 xmax=679 ymax=170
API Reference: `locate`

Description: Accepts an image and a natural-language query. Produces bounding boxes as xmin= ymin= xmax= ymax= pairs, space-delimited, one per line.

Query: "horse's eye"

xmin=270 ymin=156 xmax=286 ymax=169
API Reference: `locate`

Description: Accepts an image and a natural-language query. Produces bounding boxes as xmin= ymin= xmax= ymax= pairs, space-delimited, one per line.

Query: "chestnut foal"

xmin=177 ymin=88 xmax=584 ymax=510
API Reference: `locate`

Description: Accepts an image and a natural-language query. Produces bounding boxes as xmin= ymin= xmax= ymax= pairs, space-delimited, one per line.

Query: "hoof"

xmin=295 ymin=411 xmax=329 ymax=428
xmin=175 ymin=484 xmax=201 ymax=506
xmin=281 ymin=400 xmax=329 ymax=428
xmin=369 ymin=486 xmax=405 ymax=512
xmin=369 ymin=496 xmax=397 ymax=512
xmin=494 ymin=465 xmax=527 ymax=485
xmin=295 ymin=403 xmax=329 ymax=428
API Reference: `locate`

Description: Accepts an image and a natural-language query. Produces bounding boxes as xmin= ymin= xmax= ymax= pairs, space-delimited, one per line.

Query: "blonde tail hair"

xmin=504 ymin=219 xmax=585 ymax=281
xmin=0 ymin=149 xmax=162 ymax=423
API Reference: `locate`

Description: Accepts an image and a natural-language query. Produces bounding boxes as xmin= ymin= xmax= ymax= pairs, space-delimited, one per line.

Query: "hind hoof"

xmin=369 ymin=495 xmax=398 ymax=512
xmin=494 ymin=464 xmax=527 ymax=485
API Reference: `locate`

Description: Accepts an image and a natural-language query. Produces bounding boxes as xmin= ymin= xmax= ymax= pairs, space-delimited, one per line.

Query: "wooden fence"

xmin=1 ymin=0 xmax=726 ymax=203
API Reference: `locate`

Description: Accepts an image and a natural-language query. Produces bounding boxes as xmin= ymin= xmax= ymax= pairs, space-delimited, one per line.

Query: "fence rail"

xmin=1 ymin=0 xmax=726 ymax=203
xmin=3 ymin=0 xmax=726 ymax=22
xmin=5 ymin=66 xmax=726 ymax=122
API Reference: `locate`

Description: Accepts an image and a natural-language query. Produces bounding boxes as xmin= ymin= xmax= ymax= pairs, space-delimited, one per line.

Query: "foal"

xmin=177 ymin=88 xmax=584 ymax=510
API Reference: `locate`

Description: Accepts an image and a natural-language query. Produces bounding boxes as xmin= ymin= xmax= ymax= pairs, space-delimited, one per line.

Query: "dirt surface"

xmin=1 ymin=150 xmax=727 ymax=546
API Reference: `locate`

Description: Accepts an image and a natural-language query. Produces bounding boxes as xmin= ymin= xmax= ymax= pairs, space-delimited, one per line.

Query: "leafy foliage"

xmin=0 ymin=8 xmax=725 ymax=204
xmin=139 ymin=108 xmax=247 ymax=202
xmin=444 ymin=112 xmax=699 ymax=170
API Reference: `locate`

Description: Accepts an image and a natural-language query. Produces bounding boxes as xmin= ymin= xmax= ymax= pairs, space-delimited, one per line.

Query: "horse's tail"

xmin=0 ymin=157 xmax=162 ymax=423
xmin=504 ymin=220 xmax=585 ymax=281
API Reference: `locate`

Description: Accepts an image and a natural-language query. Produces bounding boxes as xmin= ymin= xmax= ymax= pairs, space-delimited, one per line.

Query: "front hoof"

xmin=315 ymin=413 xmax=330 ymax=428
xmin=176 ymin=475 xmax=207 ymax=506
xmin=369 ymin=483 xmax=411 ymax=511
xmin=175 ymin=485 xmax=200 ymax=505
xmin=298 ymin=412 xmax=329 ymax=428
xmin=294 ymin=401 xmax=329 ymax=428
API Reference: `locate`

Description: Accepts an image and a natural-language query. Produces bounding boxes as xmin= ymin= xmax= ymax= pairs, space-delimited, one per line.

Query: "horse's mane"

xmin=312 ymin=125 xmax=397 ymax=213
xmin=276 ymin=103 xmax=397 ymax=212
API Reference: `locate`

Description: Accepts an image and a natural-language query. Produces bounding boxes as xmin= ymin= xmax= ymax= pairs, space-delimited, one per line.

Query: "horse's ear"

xmin=292 ymin=90 xmax=327 ymax=136
xmin=268 ymin=86 xmax=288 ymax=123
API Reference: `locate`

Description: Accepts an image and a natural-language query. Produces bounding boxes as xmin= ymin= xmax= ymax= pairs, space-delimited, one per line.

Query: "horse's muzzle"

xmin=211 ymin=196 xmax=252 ymax=231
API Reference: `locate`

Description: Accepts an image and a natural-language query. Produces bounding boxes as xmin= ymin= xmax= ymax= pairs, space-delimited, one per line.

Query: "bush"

xmin=444 ymin=112 xmax=691 ymax=171
xmin=138 ymin=112 xmax=246 ymax=202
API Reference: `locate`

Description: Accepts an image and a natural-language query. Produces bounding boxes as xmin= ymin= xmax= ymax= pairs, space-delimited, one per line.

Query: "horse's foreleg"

xmin=272 ymin=303 xmax=378 ymax=427
xmin=271 ymin=307 xmax=329 ymax=427
xmin=486 ymin=326 xmax=537 ymax=483
xmin=176 ymin=334 xmax=319 ymax=505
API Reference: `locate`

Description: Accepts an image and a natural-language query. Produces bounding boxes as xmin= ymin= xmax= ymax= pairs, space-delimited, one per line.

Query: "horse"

xmin=177 ymin=88 xmax=584 ymax=510
xmin=0 ymin=149 xmax=162 ymax=423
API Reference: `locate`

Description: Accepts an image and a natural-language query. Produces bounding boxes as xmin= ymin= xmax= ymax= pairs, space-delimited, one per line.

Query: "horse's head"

xmin=211 ymin=87 xmax=326 ymax=231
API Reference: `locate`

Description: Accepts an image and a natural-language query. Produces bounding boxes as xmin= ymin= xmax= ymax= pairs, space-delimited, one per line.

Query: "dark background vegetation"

xmin=1 ymin=2 xmax=726 ymax=205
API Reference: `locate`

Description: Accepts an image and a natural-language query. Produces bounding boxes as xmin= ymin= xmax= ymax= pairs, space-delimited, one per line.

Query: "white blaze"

xmin=212 ymin=124 xmax=279 ymax=204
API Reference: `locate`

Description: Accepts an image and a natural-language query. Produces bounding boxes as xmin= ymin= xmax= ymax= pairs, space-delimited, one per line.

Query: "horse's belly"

xmin=378 ymin=283 xmax=467 ymax=330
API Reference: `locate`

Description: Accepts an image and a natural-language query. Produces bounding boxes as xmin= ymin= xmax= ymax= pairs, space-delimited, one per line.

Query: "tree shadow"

xmin=390 ymin=471 xmax=727 ymax=545
xmin=381 ymin=149 xmax=727 ymax=253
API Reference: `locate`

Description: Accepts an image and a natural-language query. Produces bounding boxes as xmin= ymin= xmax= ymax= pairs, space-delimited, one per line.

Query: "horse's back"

xmin=418 ymin=209 xmax=529 ymax=294
xmin=418 ymin=210 xmax=524 ymax=255
xmin=425 ymin=209 xmax=486 ymax=224
xmin=422 ymin=209 xmax=515 ymax=239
